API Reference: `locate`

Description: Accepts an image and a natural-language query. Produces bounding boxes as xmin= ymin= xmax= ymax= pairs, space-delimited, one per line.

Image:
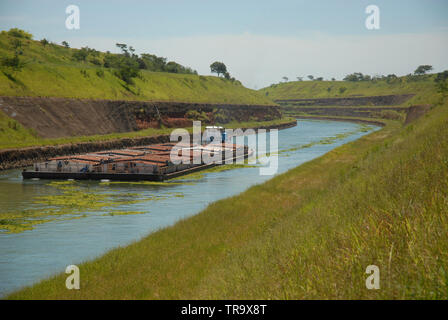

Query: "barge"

xmin=22 ymin=141 xmax=252 ymax=181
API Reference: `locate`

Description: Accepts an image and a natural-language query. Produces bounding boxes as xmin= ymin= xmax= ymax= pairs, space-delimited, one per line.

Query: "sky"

xmin=0 ymin=0 xmax=447 ymax=89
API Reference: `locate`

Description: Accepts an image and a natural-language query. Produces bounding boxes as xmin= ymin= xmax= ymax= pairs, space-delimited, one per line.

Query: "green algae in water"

xmin=103 ymin=211 xmax=146 ymax=216
xmin=99 ymin=180 xmax=194 ymax=186
xmin=0 ymin=180 xmax=185 ymax=234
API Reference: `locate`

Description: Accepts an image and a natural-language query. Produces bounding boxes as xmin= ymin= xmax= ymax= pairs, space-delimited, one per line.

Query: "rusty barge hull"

xmin=22 ymin=171 xmax=166 ymax=181
xmin=22 ymin=162 xmax=225 ymax=181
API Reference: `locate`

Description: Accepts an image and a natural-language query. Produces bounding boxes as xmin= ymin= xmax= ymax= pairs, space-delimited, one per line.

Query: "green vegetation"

xmin=435 ymin=71 xmax=448 ymax=96
xmin=0 ymin=29 xmax=272 ymax=105
xmin=414 ymin=65 xmax=433 ymax=76
xmin=260 ymin=75 xmax=442 ymax=106
xmin=0 ymin=28 xmax=32 ymax=39
xmin=343 ymin=72 xmax=374 ymax=82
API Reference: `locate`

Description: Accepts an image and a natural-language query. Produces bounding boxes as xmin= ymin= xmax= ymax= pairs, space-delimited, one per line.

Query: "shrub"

xmin=343 ymin=72 xmax=371 ymax=81
xmin=1 ymin=55 xmax=21 ymax=70
xmin=80 ymin=69 xmax=89 ymax=78
xmin=90 ymin=58 xmax=102 ymax=66
xmin=339 ymin=87 xmax=347 ymax=94
xmin=186 ymin=110 xmax=209 ymax=122
xmin=114 ymin=57 xmax=140 ymax=85
xmin=213 ymin=109 xmax=230 ymax=124
xmin=72 ymin=48 xmax=89 ymax=62
xmin=434 ymin=70 xmax=448 ymax=95
xmin=3 ymin=28 xmax=32 ymax=39
xmin=371 ymin=110 xmax=405 ymax=121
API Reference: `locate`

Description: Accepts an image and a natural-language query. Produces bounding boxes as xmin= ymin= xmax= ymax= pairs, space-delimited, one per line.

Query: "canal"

xmin=0 ymin=119 xmax=379 ymax=296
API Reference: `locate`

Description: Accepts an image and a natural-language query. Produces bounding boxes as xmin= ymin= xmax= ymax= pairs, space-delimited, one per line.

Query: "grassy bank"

xmin=8 ymin=97 xmax=447 ymax=299
xmin=262 ymin=76 xmax=445 ymax=125
xmin=0 ymin=115 xmax=294 ymax=150
xmin=260 ymin=77 xmax=441 ymax=107
xmin=0 ymin=32 xmax=272 ymax=105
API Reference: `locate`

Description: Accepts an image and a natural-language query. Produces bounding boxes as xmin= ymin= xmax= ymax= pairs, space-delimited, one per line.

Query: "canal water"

xmin=0 ymin=119 xmax=379 ymax=296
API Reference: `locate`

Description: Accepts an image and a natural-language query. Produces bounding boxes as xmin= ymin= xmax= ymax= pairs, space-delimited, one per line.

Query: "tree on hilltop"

xmin=414 ymin=65 xmax=433 ymax=75
xmin=210 ymin=61 xmax=227 ymax=77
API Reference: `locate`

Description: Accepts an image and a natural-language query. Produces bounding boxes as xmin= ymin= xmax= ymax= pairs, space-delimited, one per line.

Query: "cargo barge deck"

xmin=22 ymin=142 xmax=251 ymax=181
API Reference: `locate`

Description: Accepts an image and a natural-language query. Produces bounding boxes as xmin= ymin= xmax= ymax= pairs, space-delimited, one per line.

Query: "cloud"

xmin=65 ymin=31 xmax=448 ymax=89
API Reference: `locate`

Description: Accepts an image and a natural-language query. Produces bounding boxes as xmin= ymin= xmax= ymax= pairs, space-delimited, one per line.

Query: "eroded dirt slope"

xmin=0 ymin=96 xmax=281 ymax=139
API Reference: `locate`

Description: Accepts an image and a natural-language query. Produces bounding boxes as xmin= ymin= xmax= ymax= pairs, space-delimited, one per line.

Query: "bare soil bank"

xmin=0 ymin=120 xmax=296 ymax=170
xmin=295 ymin=116 xmax=386 ymax=127
xmin=0 ymin=96 xmax=281 ymax=139
xmin=404 ymin=104 xmax=432 ymax=125
xmin=275 ymin=94 xmax=414 ymax=106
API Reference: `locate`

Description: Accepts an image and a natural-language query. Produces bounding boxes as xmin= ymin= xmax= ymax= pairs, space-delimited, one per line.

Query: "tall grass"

xmin=8 ymin=99 xmax=447 ymax=299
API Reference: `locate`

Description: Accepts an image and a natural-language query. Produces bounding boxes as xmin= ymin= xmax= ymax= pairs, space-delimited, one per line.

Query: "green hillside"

xmin=260 ymin=77 xmax=440 ymax=106
xmin=0 ymin=29 xmax=273 ymax=105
